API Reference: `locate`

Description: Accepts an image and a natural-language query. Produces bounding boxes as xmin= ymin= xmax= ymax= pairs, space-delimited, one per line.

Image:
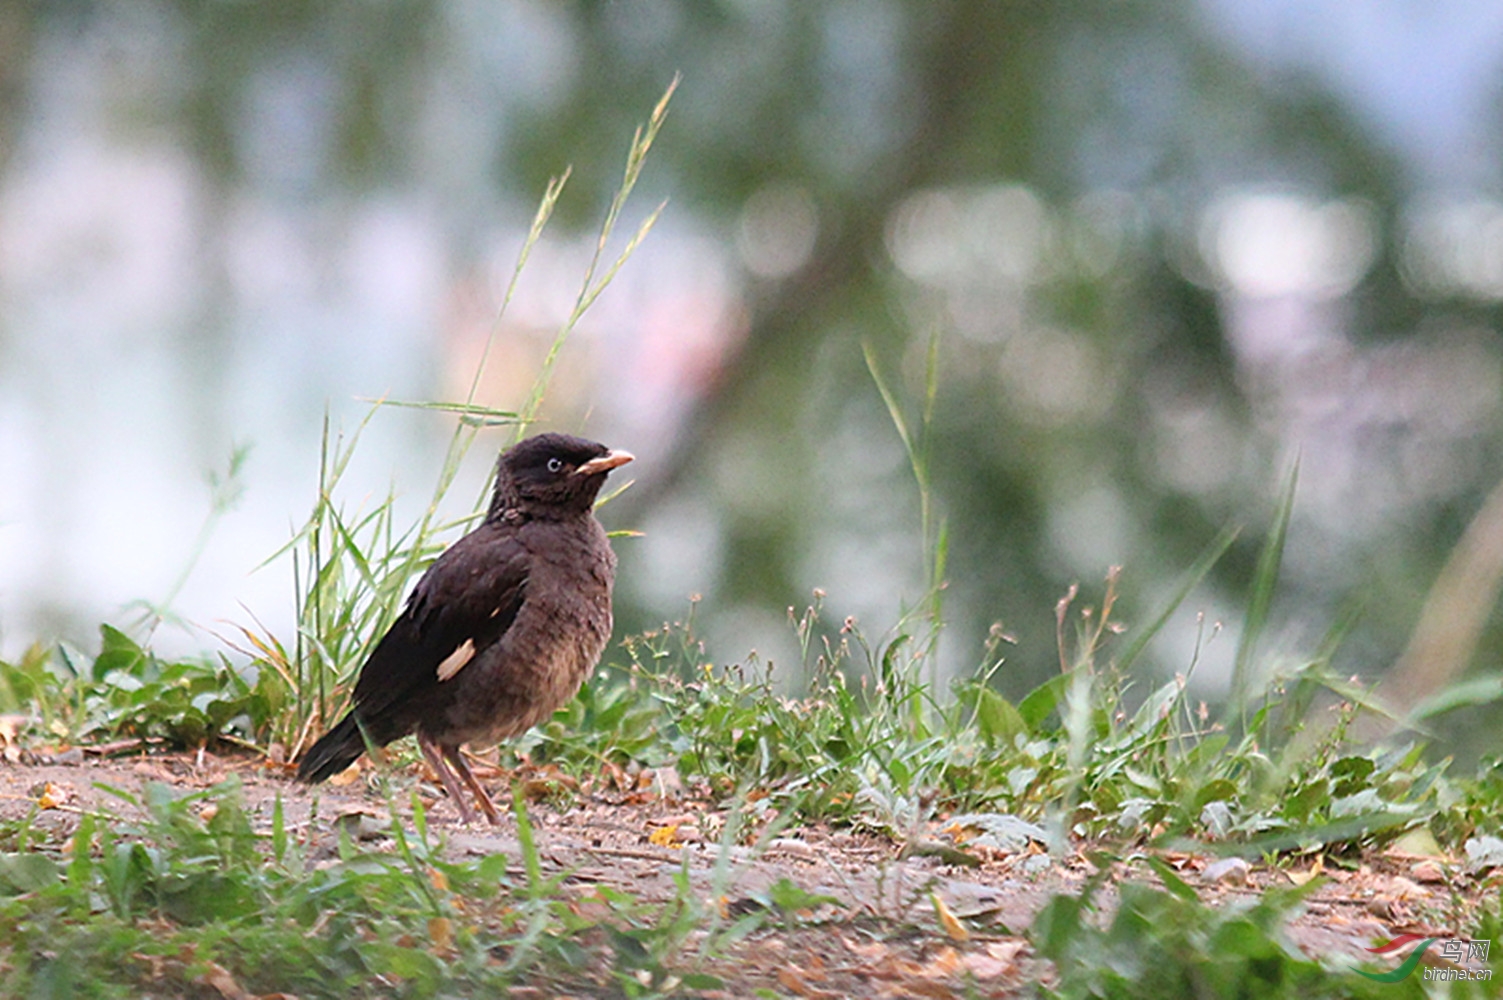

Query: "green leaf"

xmin=962 ymin=684 xmax=1027 ymax=743
xmin=1145 ymin=856 xmax=1198 ymax=902
xmin=0 ymin=852 xmax=60 ymax=894
xmin=94 ymin=624 xmax=147 ymax=682
xmin=764 ymin=876 xmax=840 ymax=914
xmin=681 ymin=972 xmax=725 ymax=990
xmin=1018 ymin=672 xmax=1070 ymax=730
xmin=1190 ymin=778 xmax=1239 ymax=814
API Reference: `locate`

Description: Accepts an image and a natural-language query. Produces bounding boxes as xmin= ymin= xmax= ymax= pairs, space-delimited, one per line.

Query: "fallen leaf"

xmin=883 ymin=979 xmax=954 ymax=999
xmin=930 ymin=892 xmax=971 ymax=942
xmin=921 ymin=945 xmax=964 ymax=977
xmin=1410 ymin=859 xmax=1447 ymax=884
xmin=964 ymin=938 xmax=1027 ymax=979
xmin=428 ymin=916 xmax=453 ymax=952
xmin=777 ymin=966 xmax=838 ymax=998
xmin=842 ymin=935 xmax=888 ymax=960
xmin=963 ymin=954 xmax=1012 ymax=979
xmin=649 ymin=824 xmax=682 ymax=848
xmin=1385 ymin=875 xmax=1424 ymax=900
xmin=195 ymin=960 xmax=251 ymax=1000
xmin=1286 ymin=855 xmax=1324 ymax=886
xmin=36 ymin=782 xmax=67 ymax=810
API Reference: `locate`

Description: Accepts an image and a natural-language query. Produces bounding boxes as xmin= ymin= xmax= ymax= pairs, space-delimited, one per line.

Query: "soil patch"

xmin=0 ymin=749 xmax=1472 ymax=995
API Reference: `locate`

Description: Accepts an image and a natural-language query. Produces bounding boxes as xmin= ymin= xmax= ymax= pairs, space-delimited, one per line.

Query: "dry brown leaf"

xmin=428 ymin=916 xmax=453 ymax=952
xmin=842 ymin=935 xmax=888 ymax=961
xmin=964 ymin=938 xmax=1026 ymax=978
xmin=776 ymin=966 xmax=837 ymax=998
xmin=1287 ymin=855 xmax=1324 ymax=886
xmin=883 ymin=979 xmax=954 ymax=999
xmin=196 ymin=960 xmax=251 ymax=1000
xmin=921 ymin=945 xmax=964 ymax=978
xmin=930 ymin=892 xmax=971 ymax=943
xmin=602 ymin=760 xmax=630 ymax=790
xmin=1410 ymin=860 xmax=1447 ymax=884
xmin=326 ymin=762 xmax=361 ymax=787
xmin=962 ymin=953 xmax=1013 ymax=979
xmin=1385 ymin=875 xmax=1424 ymax=901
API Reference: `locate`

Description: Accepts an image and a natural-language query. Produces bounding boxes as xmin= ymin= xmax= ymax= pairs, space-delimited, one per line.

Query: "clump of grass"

xmin=1033 ymin=858 xmax=1412 ymax=1000
xmin=507 ymin=338 xmax=1468 ymax=866
xmin=238 ymin=76 xmax=678 ymax=760
xmin=519 ymin=572 xmax=1446 ymax=863
xmin=0 ymin=625 xmax=275 ymax=750
xmin=0 ymin=778 xmax=736 ymax=998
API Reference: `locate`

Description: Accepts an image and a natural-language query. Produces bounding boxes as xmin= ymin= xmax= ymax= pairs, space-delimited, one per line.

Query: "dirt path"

xmin=0 ymin=750 xmax=1463 ymax=995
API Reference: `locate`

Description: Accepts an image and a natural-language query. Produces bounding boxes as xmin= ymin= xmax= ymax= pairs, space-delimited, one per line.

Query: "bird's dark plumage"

xmin=296 ymin=432 xmax=633 ymax=824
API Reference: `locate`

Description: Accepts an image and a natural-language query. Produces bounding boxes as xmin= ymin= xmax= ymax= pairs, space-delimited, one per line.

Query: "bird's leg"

xmin=418 ymin=734 xmax=477 ymax=825
xmin=441 ymin=744 xmax=502 ymax=826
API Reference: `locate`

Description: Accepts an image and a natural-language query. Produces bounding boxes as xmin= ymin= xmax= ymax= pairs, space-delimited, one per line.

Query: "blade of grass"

xmin=516 ymin=73 xmax=679 ymax=437
xmin=1231 ymin=455 xmax=1299 ymax=725
xmin=1116 ymin=524 xmax=1241 ymax=674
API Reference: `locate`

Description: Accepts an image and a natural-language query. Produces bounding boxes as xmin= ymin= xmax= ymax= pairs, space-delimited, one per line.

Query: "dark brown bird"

xmin=296 ymin=432 xmax=633 ymax=824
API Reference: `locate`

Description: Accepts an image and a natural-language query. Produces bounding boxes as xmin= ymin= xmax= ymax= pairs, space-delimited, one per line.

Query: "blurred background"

xmin=2 ymin=1 xmax=1503 ymax=756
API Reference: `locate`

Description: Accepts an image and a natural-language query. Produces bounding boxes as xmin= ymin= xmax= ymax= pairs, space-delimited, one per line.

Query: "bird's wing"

xmin=348 ymin=526 xmax=530 ymax=721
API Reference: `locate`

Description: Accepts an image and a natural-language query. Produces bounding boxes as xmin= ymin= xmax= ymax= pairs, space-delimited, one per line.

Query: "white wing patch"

xmin=436 ymin=637 xmax=476 ymax=682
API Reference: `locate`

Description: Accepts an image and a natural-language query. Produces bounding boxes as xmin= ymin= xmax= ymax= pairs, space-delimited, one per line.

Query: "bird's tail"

xmin=296 ymin=712 xmax=368 ymax=784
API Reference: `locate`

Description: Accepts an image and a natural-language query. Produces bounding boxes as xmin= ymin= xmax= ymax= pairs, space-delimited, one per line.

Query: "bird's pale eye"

xmin=546 ymin=457 xmax=564 ymax=473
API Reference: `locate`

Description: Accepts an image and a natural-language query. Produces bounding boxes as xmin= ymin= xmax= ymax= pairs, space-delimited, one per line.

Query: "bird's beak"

xmin=576 ymin=449 xmax=634 ymax=476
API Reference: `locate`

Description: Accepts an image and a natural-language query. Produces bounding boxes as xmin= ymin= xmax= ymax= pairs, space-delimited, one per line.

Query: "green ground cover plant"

xmin=3 ymin=81 xmax=1502 ymax=997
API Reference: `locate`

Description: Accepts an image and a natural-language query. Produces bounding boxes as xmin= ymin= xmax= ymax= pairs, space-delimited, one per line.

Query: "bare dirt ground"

xmin=0 ymin=749 xmax=1471 ymax=997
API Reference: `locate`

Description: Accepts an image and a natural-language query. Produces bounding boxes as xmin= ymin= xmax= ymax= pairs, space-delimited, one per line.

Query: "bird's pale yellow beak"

xmin=576 ymin=450 xmax=634 ymax=476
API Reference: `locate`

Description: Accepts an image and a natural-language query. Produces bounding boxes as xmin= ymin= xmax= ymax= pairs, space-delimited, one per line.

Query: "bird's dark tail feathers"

xmin=296 ymin=712 xmax=368 ymax=784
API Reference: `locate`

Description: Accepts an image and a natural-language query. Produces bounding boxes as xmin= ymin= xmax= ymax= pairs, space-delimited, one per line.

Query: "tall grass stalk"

xmin=251 ymin=79 xmax=677 ymax=755
xmin=1229 ymin=455 xmax=1298 ymax=727
xmin=863 ymin=328 xmax=948 ymax=699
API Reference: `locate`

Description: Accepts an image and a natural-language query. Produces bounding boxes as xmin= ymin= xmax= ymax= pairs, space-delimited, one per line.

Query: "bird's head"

xmin=490 ymin=432 xmax=634 ymax=520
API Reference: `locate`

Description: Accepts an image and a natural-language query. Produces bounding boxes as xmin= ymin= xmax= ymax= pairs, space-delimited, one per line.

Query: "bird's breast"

xmin=431 ymin=517 xmax=615 ymax=745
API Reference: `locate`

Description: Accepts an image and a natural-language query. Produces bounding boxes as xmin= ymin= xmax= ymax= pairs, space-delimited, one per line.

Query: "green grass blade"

xmin=517 ymin=74 xmax=678 ymax=435
xmin=861 ymin=340 xmax=915 ymax=460
xmin=1231 ymin=456 xmax=1299 ymax=722
xmin=1116 ymin=524 xmax=1240 ymax=674
xmin=1409 ymin=673 xmax=1503 ymax=722
xmin=360 ymin=398 xmax=521 ymax=426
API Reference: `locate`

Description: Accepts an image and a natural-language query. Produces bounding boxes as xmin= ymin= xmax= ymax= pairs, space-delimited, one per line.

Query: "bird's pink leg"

xmin=418 ymin=734 xmax=477 ymax=825
xmin=442 ymin=744 xmax=502 ymax=826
